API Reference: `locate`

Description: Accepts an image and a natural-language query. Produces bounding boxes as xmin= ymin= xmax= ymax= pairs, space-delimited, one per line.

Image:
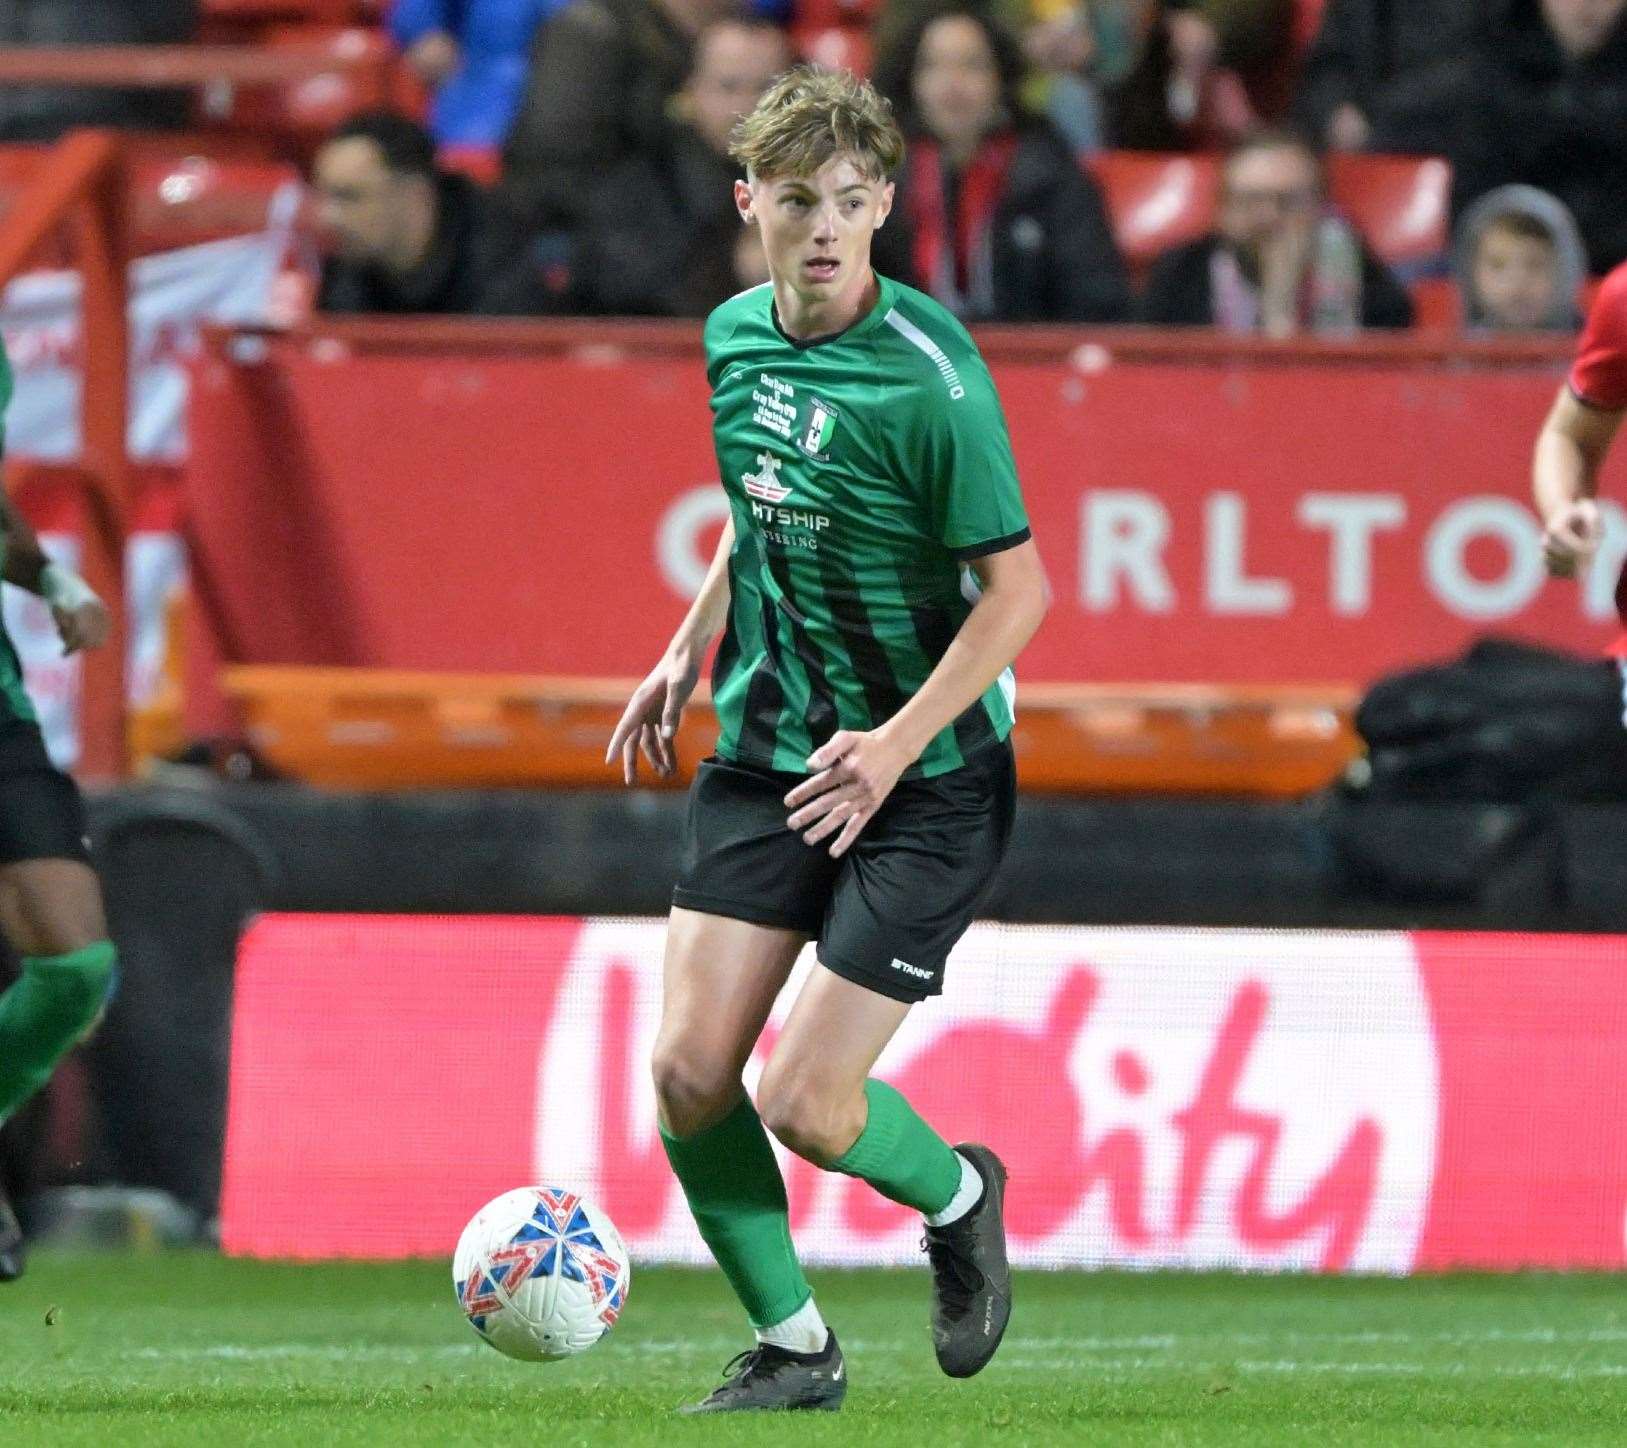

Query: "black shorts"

xmin=672 ymin=740 xmax=1016 ymax=1004
xmin=0 ymin=722 xmax=90 ymax=867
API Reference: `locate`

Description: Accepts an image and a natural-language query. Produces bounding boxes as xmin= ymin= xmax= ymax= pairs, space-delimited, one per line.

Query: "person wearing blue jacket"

xmin=391 ymin=0 xmax=571 ymax=149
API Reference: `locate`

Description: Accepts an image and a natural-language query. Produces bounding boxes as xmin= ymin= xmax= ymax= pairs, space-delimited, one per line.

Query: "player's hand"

xmin=783 ymin=729 xmax=913 ymax=859
xmin=604 ymin=646 xmax=699 ymax=785
xmin=53 ymin=598 xmax=110 ymax=655
xmin=1542 ymin=498 xmax=1602 ymax=577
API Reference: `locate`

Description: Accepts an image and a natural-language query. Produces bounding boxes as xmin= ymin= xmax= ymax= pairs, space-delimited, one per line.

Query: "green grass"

xmin=0 ymin=1255 xmax=1624 ymax=1446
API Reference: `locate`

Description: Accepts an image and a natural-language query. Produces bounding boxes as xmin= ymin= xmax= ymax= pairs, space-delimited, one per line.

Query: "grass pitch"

xmin=0 ymin=1254 xmax=1624 ymax=1445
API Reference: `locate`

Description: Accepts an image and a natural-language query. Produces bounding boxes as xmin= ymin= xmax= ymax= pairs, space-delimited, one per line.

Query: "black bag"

xmin=1352 ymin=638 xmax=1627 ymax=803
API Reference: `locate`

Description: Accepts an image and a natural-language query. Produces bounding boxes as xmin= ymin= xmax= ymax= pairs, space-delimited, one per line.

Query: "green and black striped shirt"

xmin=705 ymin=274 xmax=1030 ymax=780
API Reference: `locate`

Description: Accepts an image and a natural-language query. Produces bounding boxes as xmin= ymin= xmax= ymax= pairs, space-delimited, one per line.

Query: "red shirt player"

xmin=1533 ymin=262 xmax=1627 ymax=654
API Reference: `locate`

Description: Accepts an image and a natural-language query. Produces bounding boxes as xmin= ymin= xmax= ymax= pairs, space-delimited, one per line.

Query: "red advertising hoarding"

xmin=221 ymin=916 xmax=1627 ymax=1272
xmin=184 ymin=333 xmax=1627 ymax=741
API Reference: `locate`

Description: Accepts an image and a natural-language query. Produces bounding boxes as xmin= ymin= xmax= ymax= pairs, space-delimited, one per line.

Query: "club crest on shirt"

xmin=796 ymin=397 xmax=840 ymax=461
xmin=742 ymin=451 xmax=792 ymax=503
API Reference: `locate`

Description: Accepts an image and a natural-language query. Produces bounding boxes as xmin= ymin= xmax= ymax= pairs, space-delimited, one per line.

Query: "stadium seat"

xmin=1409 ymin=278 xmax=1462 ymax=331
xmin=1326 ymin=154 xmax=1452 ymax=270
xmin=202 ymin=0 xmax=364 ymax=21
xmin=128 ymin=152 xmax=305 ymax=255
xmin=792 ymin=25 xmax=874 ymax=80
xmin=792 ymin=0 xmax=882 ymax=29
xmin=197 ymin=27 xmax=399 ymax=150
xmin=1085 ymin=152 xmax=1222 ymax=272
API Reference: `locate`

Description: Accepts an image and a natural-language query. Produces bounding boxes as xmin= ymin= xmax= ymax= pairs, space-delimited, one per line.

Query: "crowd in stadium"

xmin=3 ymin=0 xmax=1626 ymax=330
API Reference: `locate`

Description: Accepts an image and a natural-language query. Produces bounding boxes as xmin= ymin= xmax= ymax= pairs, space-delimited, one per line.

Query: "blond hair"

xmin=730 ymin=65 xmax=904 ymax=182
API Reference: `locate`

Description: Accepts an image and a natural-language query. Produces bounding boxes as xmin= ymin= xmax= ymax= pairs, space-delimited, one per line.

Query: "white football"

xmin=453 ymin=1186 xmax=631 ymax=1361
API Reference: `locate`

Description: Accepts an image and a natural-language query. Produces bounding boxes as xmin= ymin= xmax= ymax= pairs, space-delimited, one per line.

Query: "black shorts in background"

xmin=672 ymin=741 xmax=1016 ymax=1004
xmin=0 ymin=722 xmax=91 ymax=867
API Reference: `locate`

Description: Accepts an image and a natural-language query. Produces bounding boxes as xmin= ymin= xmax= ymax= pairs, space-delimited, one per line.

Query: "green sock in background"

xmin=831 ymin=1078 xmax=961 ymax=1216
xmin=0 ymin=941 xmax=117 ymax=1122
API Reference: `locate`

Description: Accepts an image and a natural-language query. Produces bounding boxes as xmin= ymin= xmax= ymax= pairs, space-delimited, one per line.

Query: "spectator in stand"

xmin=1293 ymin=0 xmax=1482 ymax=152
xmin=391 ymin=0 xmax=569 ymax=152
xmin=1454 ymin=186 xmax=1586 ymax=334
xmin=871 ymin=8 xmax=1129 ymax=321
xmin=1139 ymin=130 xmax=1413 ymax=333
xmin=314 ymin=113 xmax=549 ymax=315
xmin=571 ymin=19 xmax=790 ymax=315
xmin=878 ymin=1 xmax=1255 ymax=152
xmin=1424 ymin=0 xmax=1627 ymax=274
xmin=500 ymin=0 xmax=739 ymax=235
xmin=0 ymin=0 xmax=197 ymax=142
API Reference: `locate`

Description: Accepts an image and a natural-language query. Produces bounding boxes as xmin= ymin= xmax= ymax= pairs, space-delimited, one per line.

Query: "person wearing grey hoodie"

xmin=1454 ymin=185 xmax=1587 ymax=333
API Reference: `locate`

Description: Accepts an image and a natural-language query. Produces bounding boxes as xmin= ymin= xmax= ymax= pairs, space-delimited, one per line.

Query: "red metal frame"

xmin=0 ymin=132 xmax=129 ymax=780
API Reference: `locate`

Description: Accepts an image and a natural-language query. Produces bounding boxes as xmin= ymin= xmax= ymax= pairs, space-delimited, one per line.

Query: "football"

xmin=453 ymin=1186 xmax=631 ymax=1361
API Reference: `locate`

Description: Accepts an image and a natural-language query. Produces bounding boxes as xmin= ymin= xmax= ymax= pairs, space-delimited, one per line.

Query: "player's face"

xmin=912 ymin=15 xmax=1003 ymax=152
xmin=1473 ymin=229 xmax=1561 ymax=330
xmin=314 ymin=137 xmax=412 ymax=262
xmin=737 ymin=158 xmax=894 ymax=305
xmin=1541 ymin=0 xmax=1627 ymax=58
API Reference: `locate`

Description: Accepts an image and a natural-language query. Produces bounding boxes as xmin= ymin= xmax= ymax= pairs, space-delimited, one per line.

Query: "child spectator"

xmin=1455 ymin=186 xmax=1585 ymax=334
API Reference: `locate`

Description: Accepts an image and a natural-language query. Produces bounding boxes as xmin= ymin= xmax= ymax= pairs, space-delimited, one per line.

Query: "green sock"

xmin=0 ymin=942 xmax=117 ymax=1122
xmin=831 ymin=1079 xmax=962 ymax=1216
xmin=661 ymin=1094 xmax=812 ymax=1329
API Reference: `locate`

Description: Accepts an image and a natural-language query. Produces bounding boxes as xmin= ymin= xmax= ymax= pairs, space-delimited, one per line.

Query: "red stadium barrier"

xmin=184 ymin=326 xmax=1625 ymax=745
xmin=221 ymin=916 xmax=1627 ymax=1272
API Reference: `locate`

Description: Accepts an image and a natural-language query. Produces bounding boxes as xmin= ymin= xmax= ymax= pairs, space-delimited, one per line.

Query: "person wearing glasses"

xmin=1138 ymin=129 xmax=1413 ymax=334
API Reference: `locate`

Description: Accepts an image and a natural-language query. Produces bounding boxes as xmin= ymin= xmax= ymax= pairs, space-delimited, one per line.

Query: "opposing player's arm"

xmin=605 ymin=515 xmax=734 ymax=785
xmin=1533 ymin=387 xmax=1623 ymax=578
xmin=0 ymin=488 xmax=109 ymax=654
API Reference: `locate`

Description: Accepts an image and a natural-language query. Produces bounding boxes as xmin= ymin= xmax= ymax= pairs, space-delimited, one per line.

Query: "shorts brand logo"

xmin=891 ymin=958 xmax=933 ymax=980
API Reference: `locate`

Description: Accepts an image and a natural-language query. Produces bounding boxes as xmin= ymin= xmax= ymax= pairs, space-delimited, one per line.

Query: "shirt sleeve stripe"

xmin=951 ymin=527 xmax=1032 ymax=562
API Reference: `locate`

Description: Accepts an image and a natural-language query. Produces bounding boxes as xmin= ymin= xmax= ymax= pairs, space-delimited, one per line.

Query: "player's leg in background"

xmin=0 ymin=858 xmax=118 ymax=1127
xmin=651 ymin=908 xmax=818 ymax=1342
xmin=756 ymin=966 xmax=970 ymax=1220
xmin=759 ymin=964 xmax=1010 ymax=1379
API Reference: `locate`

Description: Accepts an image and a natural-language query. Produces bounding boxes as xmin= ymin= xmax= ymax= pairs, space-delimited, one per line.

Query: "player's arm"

xmin=1533 ymin=386 xmax=1623 ymax=578
xmin=0 ymin=488 xmax=109 ymax=654
xmin=605 ymin=515 xmax=734 ymax=785
xmin=873 ymin=540 xmax=1048 ymax=763
xmin=786 ymin=540 xmax=1049 ymax=857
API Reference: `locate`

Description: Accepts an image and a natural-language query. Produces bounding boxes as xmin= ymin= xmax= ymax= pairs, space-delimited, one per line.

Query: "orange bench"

xmin=219 ymin=665 xmax=1359 ymax=797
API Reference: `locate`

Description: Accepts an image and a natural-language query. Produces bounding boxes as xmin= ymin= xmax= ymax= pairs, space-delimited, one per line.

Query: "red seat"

xmin=1085 ymin=151 xmax=1222 ymax=271
xmin=1326 ymin=153 xmax=1452 ymax=268
xmin=202 ymin=0 xmax=363 ymax=21
xmin=128 ymin=152 xmax=306 ymax=254
xmin=793 ymin=0 xmax=882 ymax=29
xmin=792 ymin=25 xmax=874 ymax=80
xmin=198 ymin=27 xmax=399 ymax=150
xmin=1409 ymin=278 xmax=1462 ymax=331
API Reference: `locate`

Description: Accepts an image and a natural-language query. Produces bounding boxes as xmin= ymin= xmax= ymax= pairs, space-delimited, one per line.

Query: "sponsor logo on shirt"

xmin=742 ymin=451 xmax=792 ymax=503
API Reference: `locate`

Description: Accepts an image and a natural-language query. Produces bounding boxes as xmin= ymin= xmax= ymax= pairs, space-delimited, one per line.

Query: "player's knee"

xmin=650 ymin=1044 xmax=739 ymax=1138
xmin=757 ymin=1070 xmax=853 ymax=1166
